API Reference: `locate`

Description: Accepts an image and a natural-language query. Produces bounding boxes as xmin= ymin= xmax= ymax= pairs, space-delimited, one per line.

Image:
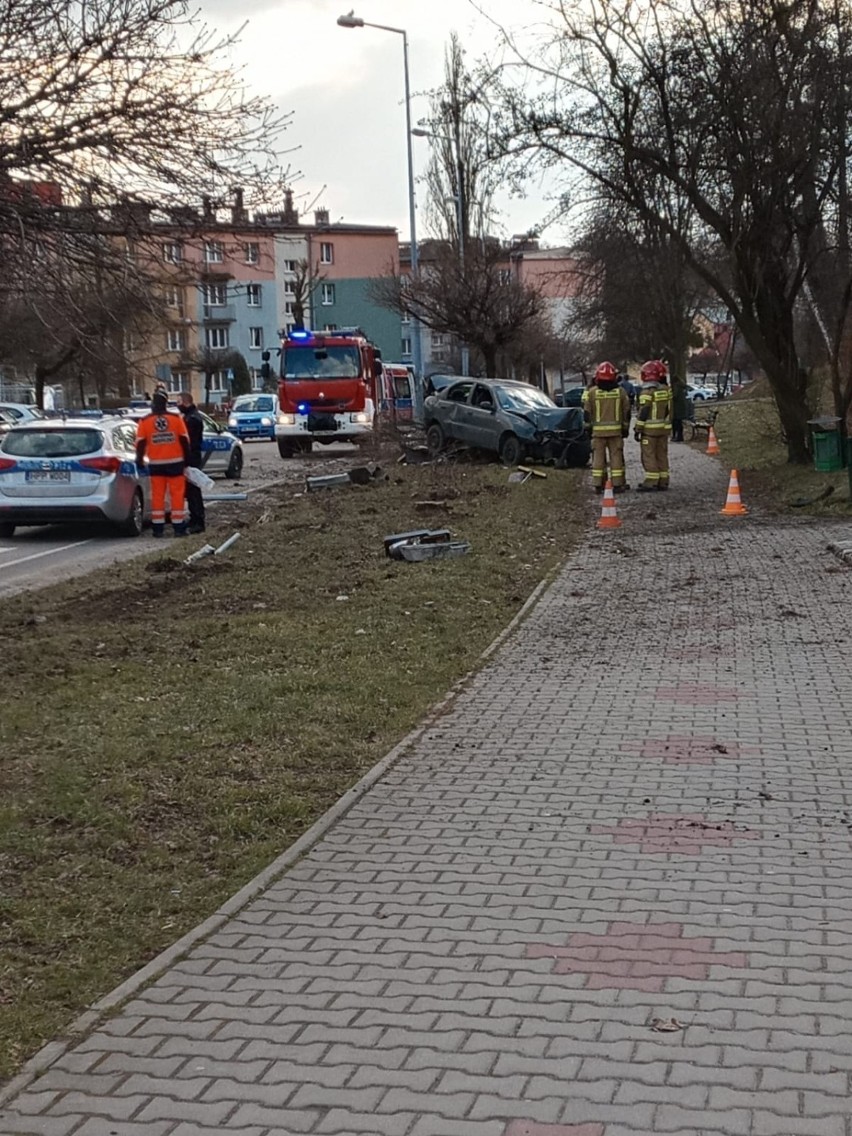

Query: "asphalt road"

xmin=0 ymin=440 xmax=363 ymax=601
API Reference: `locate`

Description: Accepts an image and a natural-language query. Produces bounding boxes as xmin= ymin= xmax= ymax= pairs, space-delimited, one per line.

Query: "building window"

xmin=285 ymin=321 xmax=295 ymax=334
xmin=283 ymin=281 xmax=295 ymax=296
xmin=206 ymin=326 xmax=229 ymax=349
xmin=432 ymin=332 xmax=445 ymax=346
xmin=250 ymin=367 xmax=263 ymax=391
xmin=166 ymin=329 xmax=186 ymax=352
xmin=283 ymin=259 xmax=297 ymax=273
xmin=401 ymin=337 xmax=412 ymax=358
xmin=246 ymin=284 xmax=261 ymax=307
xmin=249 ymin=327 xmax=264 ymax=349
xmin=208 ymin=370 xmax=227 ymax=392
xmin=401 ymin=311 xmax=411 ymax=325
xmin=320 ymin=242 xmax=334 ymax=264
xmin=321 ymin=282 xmax=335 ymax=306
xmin=169 ymin=370 xmax=190 ymax=394
xmin=165 ymin=285 xmax=183 ymax=310
xmin=244 ymin=242 xmax=259 ymax=265
xmin=204 ymin=240 xmax=224 ymax=264
xmin=202 ymin=283 xmax=228 ymax=306
xmin=284 ymin=301 xmax=294 ymax=316
xmin=323 ymin=323 xmax=338 ymax=332
xmin=162 ymin=242 xmax=182 ymax=263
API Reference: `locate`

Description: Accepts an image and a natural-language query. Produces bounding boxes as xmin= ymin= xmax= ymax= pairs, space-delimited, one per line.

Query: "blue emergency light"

xmin=290 ymin=330 xmax=311 ymax=340
xmin=298 ymin=403 xmax=308 ymax=413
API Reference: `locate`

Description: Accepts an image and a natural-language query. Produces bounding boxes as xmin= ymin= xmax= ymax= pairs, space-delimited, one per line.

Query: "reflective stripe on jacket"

xmin=582 ymin=386 xmax=631 ymax=435
xmin=636 ymin=385 xmax=672 ymax=434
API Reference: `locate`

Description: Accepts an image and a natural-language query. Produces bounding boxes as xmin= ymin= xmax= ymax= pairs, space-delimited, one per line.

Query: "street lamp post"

xmin=337 ymin=11 xmax=423 ymax=394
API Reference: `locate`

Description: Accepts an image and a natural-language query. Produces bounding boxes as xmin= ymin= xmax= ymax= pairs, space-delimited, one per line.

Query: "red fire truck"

xmin=275 ymin=327 xmax=382 ymax=458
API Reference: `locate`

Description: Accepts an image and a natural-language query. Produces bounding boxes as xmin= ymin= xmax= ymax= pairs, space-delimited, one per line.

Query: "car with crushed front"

xmin=424 ymin=378 xmax=591 ymax=468
xmin=0 ymin=415 xmax=149 ymax=538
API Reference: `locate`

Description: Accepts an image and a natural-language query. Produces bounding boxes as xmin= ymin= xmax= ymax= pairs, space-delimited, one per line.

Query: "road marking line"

xmin=0 ymin=539 xmax=93 ymax=570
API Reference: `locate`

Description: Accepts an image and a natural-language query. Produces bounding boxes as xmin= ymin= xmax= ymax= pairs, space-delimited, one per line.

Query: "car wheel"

xmin=0 ymin=522 xmax=15 ymax=538
xmin=278 ymin=439 xmax=295 ymax=459
xmin=225 ymin=449 xmax=243 ymax=479
xmin=499 ymin=433 xmax=524 ymax=467
xmin=426 ymin=422 xmax=445 ymax=455
xmin=117 ymin=489 xmax=144 ymax=537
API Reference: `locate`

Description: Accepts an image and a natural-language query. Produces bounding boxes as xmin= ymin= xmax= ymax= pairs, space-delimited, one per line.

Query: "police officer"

xmin=178 ymin=390 xmax=206 ymax=534
xmin=582 ymin=361 xmax=632 ymax=493
xmin=135 ymin=391 xmax=191 ymax=536
xmin=634 ymin=359 xmax=673 ymax=491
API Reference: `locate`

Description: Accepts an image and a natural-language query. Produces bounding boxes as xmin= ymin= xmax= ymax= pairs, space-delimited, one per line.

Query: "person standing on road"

xmin=135 ymin=391 xmax=191 ymax=537
xmin=582 ymin=361 xmax=632 ymax=493
xmin=634 ymin=359 xmax=673 ymax=491
xmin=178 ymin=390 xmax=206 ymax=535
xmin=671 ymin=375 xmax=689 ymax=443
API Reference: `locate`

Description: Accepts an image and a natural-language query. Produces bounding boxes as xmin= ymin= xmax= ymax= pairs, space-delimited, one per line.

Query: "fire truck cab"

xmin=275 ymin=327 xmax=380 ymax=458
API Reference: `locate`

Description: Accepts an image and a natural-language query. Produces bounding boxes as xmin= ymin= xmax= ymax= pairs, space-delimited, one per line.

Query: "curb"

xmin=0 ymin=570 xmax=554 ymax=1108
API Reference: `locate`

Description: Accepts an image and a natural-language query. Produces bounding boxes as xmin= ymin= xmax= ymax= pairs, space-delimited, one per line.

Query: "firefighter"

xmin=582 ymin=361 xmax=632 ymax=493
xmin=634 ymin=359 xmax=673 ymax=491
xmin=135 ymin=390 xmax=192 ymax=536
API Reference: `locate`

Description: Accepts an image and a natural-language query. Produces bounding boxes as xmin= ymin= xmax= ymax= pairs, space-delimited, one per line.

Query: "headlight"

xmin=260 ymin=416 xmax=272 ymax=426
xmin=228 ymin=417 xmax=237 ymax=427
xmin=277 ymin=413 xmax=296 ymax=426
xmin=351 ymin=412 xmax=370 ymax=424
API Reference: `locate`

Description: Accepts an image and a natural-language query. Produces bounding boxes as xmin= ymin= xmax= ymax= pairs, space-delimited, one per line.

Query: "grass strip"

xmin=0 ymin=458 xmax=586 ymax=1081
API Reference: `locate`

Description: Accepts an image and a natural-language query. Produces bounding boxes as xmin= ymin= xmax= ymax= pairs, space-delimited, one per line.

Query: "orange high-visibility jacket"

xmin=136 ymin=411 xmax=190 ymax=470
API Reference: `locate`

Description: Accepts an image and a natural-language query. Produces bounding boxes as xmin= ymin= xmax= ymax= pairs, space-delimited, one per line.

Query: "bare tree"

xmin=289 ymin=260 xmax=325 ymax=331
xmin=373 ymin=239 xmax=545 ymax=378
xmin=495 ymin=0 xmax=852 ymax=462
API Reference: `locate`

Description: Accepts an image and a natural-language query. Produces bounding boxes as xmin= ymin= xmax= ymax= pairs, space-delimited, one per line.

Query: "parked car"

xmin=0 ymin=410 xmax=16 ymax=437
xmin=0 ymin=415 xmax=149 ymax=537
xmin=227 ymin=393 xmax=277 ymax=441
xmin=424 ymin=378 xmax=591 ymax=467
xmin=686 ymin=383 xmax=719 ymax=401
xmin=553 ymin=384 xmax=586 ymax=408
xmin=0 ymin=402 xmax=46 ymax=425
xmin=424 ymin=374 xmax=458 ymax=398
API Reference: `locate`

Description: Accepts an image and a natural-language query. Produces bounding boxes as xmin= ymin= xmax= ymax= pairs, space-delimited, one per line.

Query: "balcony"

xmin=202 ymin=304 xmax=236 ymax=322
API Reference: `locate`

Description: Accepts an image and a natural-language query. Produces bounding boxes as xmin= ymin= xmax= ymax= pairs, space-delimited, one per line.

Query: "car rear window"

xmin=2 ymin=428 xmax=104 ymax=458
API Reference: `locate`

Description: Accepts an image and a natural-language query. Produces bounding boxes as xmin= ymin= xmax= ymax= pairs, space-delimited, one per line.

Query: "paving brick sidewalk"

xmin=4 ymin=443 xmax=852 ymax=1136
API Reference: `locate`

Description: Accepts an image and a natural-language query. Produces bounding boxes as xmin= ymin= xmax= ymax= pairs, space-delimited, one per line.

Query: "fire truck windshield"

xmin=284 ymin=346 xmax=360 ymax=380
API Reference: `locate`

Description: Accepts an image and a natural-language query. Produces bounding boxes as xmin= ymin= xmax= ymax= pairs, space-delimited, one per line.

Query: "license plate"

xmin=26 ymin=470 xmax=71 ymax=482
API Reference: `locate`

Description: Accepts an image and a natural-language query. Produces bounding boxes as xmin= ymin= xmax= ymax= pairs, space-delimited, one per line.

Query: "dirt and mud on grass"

xmin=695 ymin=396 xmax=852 ymax=517
xmin=0 ymin=455 xmax=587 ymax=1083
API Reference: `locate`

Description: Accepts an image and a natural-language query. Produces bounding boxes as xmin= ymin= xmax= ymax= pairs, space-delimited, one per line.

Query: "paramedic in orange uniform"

xmin=135 ymin=390 xmax=191 ymax=537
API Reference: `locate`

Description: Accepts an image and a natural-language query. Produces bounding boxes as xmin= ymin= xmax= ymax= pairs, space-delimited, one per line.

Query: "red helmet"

xmin=595 ymin=361 xmax=618 ymax=382
xmin=640 ymin=359 xmax=667 ymax=381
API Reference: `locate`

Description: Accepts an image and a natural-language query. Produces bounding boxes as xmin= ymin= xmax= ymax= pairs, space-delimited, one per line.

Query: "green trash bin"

xmin=809 ymin=417 xmax=843 ymax=472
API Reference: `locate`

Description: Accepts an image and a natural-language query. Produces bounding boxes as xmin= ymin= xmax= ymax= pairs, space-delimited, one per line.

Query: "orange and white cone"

xmin=706 ymin=425 xmax=721 ymax=456
xmin=720 ymin=469 xmax=748 ymax=516
xmin=597 ymin=478 xmax=622 ymax=529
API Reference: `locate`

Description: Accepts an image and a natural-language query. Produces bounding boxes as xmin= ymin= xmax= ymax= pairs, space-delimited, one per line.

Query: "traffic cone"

xmin=597 ymin=478 xmax=622 ymax=529
xmin=720 ymin=469 xmax=748 ymax=516
xmin=706 ymin=426 xmax=721 ymax=456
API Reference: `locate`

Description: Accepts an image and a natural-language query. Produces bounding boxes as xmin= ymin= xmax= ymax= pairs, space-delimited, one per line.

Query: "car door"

xmin=439 ymin=381 xmax=476 ymax=444
xmin=467 ymin=383 xmax=500 ymax=451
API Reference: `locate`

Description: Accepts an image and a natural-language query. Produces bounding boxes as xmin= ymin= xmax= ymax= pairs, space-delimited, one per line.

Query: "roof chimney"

xmin=314 ymin=208 xmax=330 ymax=226
xmin=282 ymin=188 xmax=299 ymax=226
xmin=231 ymin=186 xmax=248 ymax=225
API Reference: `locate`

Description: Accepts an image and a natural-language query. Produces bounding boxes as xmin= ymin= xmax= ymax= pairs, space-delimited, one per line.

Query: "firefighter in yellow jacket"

xmin=634 ymin=359 xmax=673 ymax=491
xmin=582 ymin=361 xmax=632 ymax=493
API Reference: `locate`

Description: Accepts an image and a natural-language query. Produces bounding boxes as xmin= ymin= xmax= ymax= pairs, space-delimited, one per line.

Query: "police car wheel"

xmin=0 ymin=522 xmax=15 ymax=538
xmin=118 ymin=489 xmax=144 ymax=537
xmin=225 ymin=449 xmax=243 ymax=479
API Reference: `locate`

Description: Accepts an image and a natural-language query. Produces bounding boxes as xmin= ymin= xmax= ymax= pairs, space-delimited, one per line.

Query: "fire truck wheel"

xmin=426 ymin=422 xmax=445 ymax=455
xmin=299 ymin=439 xmax=313 ymax=454
xmin=278 ymin=439 xmax=296 ymax=459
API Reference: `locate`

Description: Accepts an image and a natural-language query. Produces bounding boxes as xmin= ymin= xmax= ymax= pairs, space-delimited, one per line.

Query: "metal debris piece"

xmin=202 ymin=492 xmax=249 ymax=502
xmin=214 ymin=533 xmax=241 ymax=556
xmin=306 ymin=473 xmax=352 ymax=491
xmin=384 ymin=529 xmax=449 ymax=558
xmin=184 ymin=543 xmax=215 ymax=565
xmin=517 ymin=465 xmax=547 ymax=478
xmin=397 ymin=540 xmax=471 ymax=562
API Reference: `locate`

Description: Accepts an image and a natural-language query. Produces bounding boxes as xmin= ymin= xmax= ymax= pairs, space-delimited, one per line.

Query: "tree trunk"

xmin=34 ymin=365 xmax=47 ymax=410
xmin=482 ymin=344 xmax=498 ymax=377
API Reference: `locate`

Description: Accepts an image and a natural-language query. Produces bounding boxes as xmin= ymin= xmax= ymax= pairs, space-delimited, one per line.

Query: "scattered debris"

xmin=414 ymin=500 xmax=453 ymax=512
xmin=384 ymin=529 xmax=450 ymax=558
xmin=213 ymin=533 xmax=240 ymax=557
xmin=184 ymin=543 xmax=215 ymax=565
xmin=307 ymin=465 xmax=385 ymax=491
xmin=508 ymin=470 xmax=532 ymax=484
xmin=399 ymin=445 xmax=433 ymax=465
xmin=203 ymin=492 xmax=249 ymax=502
xmin=650 ymin=1018 xmax=684 ymax=1032
xmin=397 ymin=540 xmax=471 ymax=562
xmin=518 ymin=466 xmax=547 ymax=478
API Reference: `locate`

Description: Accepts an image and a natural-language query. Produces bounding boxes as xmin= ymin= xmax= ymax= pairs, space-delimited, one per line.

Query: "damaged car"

xmin=424 ymin=378 xmax=591 ymax=468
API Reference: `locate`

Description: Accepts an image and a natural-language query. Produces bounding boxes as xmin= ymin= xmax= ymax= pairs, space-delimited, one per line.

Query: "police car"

xmin=0 ymin=415 xmax=149 ymax=537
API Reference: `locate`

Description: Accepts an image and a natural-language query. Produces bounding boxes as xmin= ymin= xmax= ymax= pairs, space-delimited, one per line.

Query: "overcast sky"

xmin=194 ymin=0 xmax=563 ymax=243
